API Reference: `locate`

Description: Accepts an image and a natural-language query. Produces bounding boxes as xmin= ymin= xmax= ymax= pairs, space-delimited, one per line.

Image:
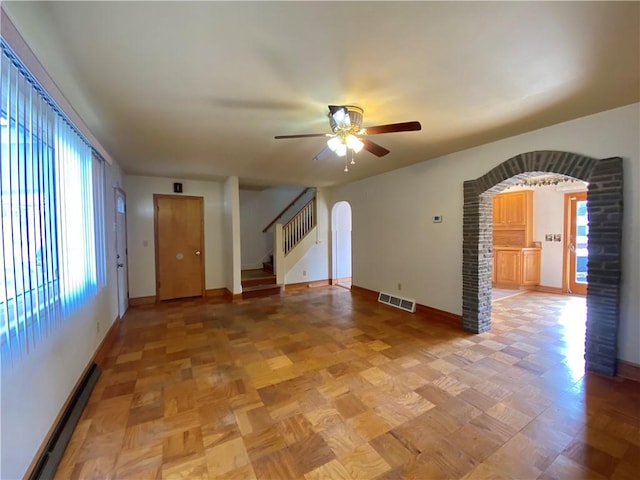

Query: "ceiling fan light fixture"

xmin=346 ymin=134 xmax=364 ymax=153
xmin=327 ymin=136 xmax=342 ymax=151
xmin=329 ymin=105 xmax=363 ymax=134
xmin=332 ymin=108 xmax=347 ymax=125
xmin=276 ymin=104 xmax=420 ymax=171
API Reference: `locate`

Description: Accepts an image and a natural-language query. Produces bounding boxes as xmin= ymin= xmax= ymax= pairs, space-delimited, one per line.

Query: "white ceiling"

xmin=3 ymin=1 xmax=639 ymax=188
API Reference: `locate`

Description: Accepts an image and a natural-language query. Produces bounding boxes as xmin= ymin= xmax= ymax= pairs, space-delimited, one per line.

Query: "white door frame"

xmin=115 ymin=188 xmax=129 ymax=318
xmin=331 ymin=201 xmax=352 ymax=286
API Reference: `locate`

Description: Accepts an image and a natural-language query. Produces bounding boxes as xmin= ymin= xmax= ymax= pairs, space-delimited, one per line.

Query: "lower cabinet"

xmin=495 ymin=250 xmax=521 ymax=285
xmin=521 ymin=249 xmax=541 ymax=286
xmin=493 ymin=247 xmax=541 ymax=288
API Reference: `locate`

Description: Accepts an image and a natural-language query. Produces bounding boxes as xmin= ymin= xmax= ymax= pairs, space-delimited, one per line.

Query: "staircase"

xmin=244 ymin=187 xmax=317 ymax=292
xmin=262 ymin=254 xmax=274 ymax=273
xmin=241 ymin=266 xmax=281 ymax=299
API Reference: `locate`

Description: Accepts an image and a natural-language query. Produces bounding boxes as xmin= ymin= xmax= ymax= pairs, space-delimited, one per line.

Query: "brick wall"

xmin=462 ymin=151 xmax=623 ymax=376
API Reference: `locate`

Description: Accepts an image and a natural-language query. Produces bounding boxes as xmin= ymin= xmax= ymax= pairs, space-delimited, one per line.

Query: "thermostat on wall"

xmin=433 ymin=215 xmax=443 ymax=223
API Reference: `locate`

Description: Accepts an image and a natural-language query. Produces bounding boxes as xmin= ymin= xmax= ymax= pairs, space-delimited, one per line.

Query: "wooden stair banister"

xmin=272 ymin=192 xmax=317 ymax=285
xmin=262 ymin=187 xmax=311 ymax=233
xmin=282 ymin=196 xmax=316 ymax=255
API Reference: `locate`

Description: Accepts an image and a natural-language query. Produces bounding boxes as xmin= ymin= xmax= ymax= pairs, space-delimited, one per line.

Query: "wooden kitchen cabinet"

xmin=493 ymin=190 xmax=534 ymax=247
xmin=492 ymin=189 xmax=540 ymax=288
xmin=495 ymin=249 xmax=521 ymax=285
xmin=521 ymin=248 xmax=541 ymax=286
xmin=493 ymin=194 xmax=506 ymax=227
xmin=493 ymin=246 xmax=541 ymax=288
xmin=492 ymin=252 xmax=497 ymax=284
xmin=504 ymin=191 xmax=530 ymax=227
xmin=493 ymin=190 xmax=532 ymax=228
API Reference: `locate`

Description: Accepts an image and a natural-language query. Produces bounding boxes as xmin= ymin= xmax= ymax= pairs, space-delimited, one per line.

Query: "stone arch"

xmin=462 ymin=151 xmax=623 ymax=376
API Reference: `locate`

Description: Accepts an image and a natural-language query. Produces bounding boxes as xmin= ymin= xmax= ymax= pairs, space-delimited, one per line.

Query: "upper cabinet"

xmin=493 ymin=190 xmax=532 ymax=229
xmin=493 ymin=190 xmax=534 ymax=247
xmin=492 ymin=190 xmax=540 ymax=288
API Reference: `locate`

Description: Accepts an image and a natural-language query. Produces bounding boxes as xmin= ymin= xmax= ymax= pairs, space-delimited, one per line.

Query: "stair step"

xmin=242 ymin=275 xmax=276 ymax=288
xmin=242 ymin=284 xmax=282 ymax=299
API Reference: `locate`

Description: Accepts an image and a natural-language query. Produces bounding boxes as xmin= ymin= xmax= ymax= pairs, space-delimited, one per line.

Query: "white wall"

xmin=500 ymin=183 xmax=588 ymax=288
xmin=331 ymin=103 xmax=640 ymax=364
xmin=332 ymin=202 xmax=352 ymax=279
xmin=223 ymin=177 xmax=242 ymax=294
xmin=1 ymin=162 xmax=124 ymax=479
xmin=239 ymin=186 xmax=305 ymax=270
xmin=0 ymin=13 xmax=126 ymax=476
xmin=285 ymin=188 xmax=331 ymax=284
xmin=124 ymin=175 xmax=226 ymax=298
xmin=530 ymin=184 xmax=587 ymax=288
xmin=531 ymin=186 xmax=565 ymax=288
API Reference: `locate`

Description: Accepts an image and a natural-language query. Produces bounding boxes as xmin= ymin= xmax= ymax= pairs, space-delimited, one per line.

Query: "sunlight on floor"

xmin=557 ymin=295 xmax=587 ymax=381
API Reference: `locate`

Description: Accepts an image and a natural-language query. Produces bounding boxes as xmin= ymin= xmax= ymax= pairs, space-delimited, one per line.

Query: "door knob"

xmin=195 ymin=251 xmax=201 ymax=256
xmin=117 ymin=263 xmax=124 ymax=268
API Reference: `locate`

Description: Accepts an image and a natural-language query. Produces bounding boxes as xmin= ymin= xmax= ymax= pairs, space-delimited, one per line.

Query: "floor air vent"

xmin=378 ymin=292 xmax=416 ymax=313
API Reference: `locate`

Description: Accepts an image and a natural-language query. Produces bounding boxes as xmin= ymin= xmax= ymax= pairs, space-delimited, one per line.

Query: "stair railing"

xmin=262 ymin=187 xmax=311 ymax=233
xmin=282 ymin=196 xmax=316 ymax=255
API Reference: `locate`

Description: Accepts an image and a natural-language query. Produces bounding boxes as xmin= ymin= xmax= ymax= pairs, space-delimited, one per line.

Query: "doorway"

xmin=154 ymin=195 xmax=205 ymax=301
xmin=462 ymin=151 xmax=623 ymax=376
xmin=115 ymin=188 xmax=129 ymax=318
xmin=564 ymin=191 xmax=588 ymax=295
xmin=332 ymin=201 xmax=352 ymax=289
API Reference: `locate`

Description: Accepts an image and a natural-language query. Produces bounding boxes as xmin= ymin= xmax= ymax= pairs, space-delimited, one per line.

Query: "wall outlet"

xmin=433 ymin=215 xmax=443 ymax=223
xmin=96 ymin=320 xmax=101 ymax=334
xmin=303 ymin=270 xmax=307 ymax=277
xmin=398 ymin=283 xmax=402 ymax=291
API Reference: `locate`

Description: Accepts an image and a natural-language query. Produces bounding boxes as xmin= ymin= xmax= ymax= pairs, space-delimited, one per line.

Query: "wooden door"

xmin=564 ymin=192 xmax=588 ymax=295
xmin=154 ymin=195 xmax=205 ymax=300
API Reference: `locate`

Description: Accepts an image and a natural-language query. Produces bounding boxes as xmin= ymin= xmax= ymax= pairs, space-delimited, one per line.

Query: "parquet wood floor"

xmin=55 ymin=289 xmax=639 ymax=479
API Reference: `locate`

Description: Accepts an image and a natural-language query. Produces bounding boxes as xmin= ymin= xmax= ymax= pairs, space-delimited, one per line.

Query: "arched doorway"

xmin=462 ymin=151 xmax=623 ymax=376
xmin=332 ymin=201 xmax=352 ymax=289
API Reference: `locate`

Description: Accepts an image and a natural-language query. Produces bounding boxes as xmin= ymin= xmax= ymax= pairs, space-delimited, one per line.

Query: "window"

xmin=1 ymin=39 xmax=106 ymax=361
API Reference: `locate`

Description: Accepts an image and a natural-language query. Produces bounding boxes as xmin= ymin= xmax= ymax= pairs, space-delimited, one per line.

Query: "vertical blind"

xmin=0 ymin=39 xmax=106 ymax=363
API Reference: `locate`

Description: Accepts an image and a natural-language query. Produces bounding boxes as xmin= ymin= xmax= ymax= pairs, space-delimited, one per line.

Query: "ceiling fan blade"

xmin=361 ymin=138 xmax=390 ymax=157
xmin=274 ymin=133 xmax=328 ymax=139
xmin=313 ymin=146 xmax=333 ymax=161
xmin=364 ymin=121 xmax=422 ymax=135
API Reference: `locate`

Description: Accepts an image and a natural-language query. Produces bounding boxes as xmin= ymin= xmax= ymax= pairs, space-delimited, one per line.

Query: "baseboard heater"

xmin=378 ymin=292 xmax=417 ymax=313
xmin=29 ymin=363 xmax=101 ymax=480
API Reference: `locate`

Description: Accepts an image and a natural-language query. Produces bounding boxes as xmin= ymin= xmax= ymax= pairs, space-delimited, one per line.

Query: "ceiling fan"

xmin=274 ymin=105 xmax=421 ymax=171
